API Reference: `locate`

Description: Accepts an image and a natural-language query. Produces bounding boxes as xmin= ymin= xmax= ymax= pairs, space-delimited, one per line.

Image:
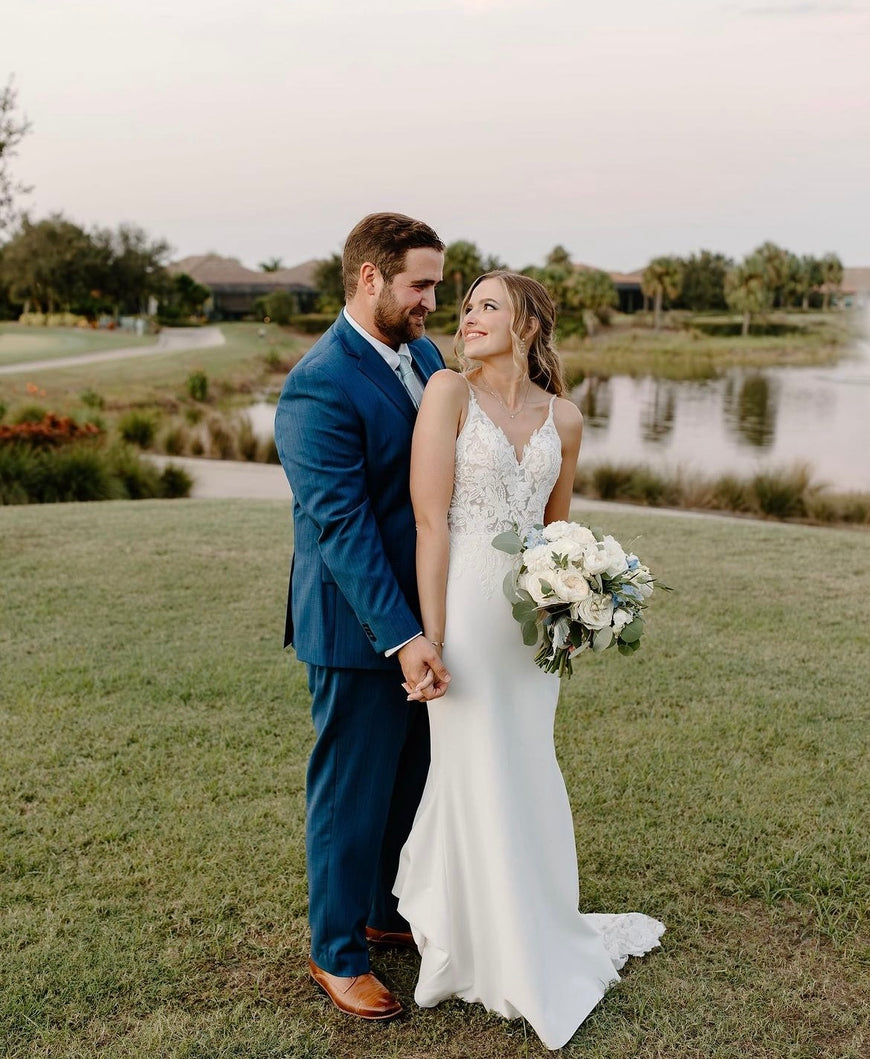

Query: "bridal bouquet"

xmin=493 ymin=520 xmax=662 ymax=677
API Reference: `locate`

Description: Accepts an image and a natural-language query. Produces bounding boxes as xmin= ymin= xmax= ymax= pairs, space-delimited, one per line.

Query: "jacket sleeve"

xmin=274 ymin=360 xmax=421 ymax=654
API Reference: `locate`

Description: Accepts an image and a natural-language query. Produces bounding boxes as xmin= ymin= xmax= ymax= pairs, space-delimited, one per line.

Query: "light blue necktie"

xmin=396 ymin=348 xmax=424 ymax=408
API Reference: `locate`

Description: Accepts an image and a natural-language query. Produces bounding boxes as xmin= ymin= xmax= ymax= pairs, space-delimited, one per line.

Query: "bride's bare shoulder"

xmin=552 ymin=395 xmax=583 ymax=439
xmin=422 ymin=368 xmax=468 ymax=404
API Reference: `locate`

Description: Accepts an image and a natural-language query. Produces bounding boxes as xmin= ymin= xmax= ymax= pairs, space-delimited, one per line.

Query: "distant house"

xmin=574 ymin=263 xmax=645 ymax=313
xmin=168 ymin=255 xmax=320 ymax=319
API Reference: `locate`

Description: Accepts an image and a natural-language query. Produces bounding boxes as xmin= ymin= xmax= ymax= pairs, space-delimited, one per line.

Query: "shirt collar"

xmin=343 ymin=307 xmax=410 ymax=370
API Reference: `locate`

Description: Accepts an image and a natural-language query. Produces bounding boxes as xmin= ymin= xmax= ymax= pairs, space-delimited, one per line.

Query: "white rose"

xmin=519 ymin=569 xmax=556 ymax=606
xmin=546 ymin=536 xmax=585 ymax=564
xmin=579 ymin=542 xmax=610 ymax=576
xmin=600 ymin=535 xmax=628 ymax=577
xmin=573 ymin=592 xmax=615 ymax=630
xmin=544 ymin=521 xmax=597 ymax=547
xmin=550 ymin=568 xmax=591 ymax=604
xmin=612 ymin=607 xmax=633 ymax=632
xmin=522 ymin=543 xmax=557 ymax=574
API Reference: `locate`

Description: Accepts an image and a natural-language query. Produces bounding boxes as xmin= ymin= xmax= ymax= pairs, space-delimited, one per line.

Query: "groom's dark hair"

xmin=342 ymin=212 xmax=444 ymax=300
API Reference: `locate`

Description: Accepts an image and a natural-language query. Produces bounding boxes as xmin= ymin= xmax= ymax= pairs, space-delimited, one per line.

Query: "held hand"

xmin=398 ymin=636 xmax=451 ymax=702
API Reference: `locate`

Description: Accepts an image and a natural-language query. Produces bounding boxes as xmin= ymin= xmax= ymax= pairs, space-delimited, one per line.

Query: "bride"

xmin=394 ymin=271 xmax=664 ymax=1050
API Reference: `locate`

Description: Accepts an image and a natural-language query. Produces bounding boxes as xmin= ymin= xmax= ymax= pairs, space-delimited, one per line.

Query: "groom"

xmin=274 ymin=212 xmax=451 ymax=1020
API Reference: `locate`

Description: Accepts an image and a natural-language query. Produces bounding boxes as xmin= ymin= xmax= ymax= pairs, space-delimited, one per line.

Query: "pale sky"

xmin=4 ymin=0 xmax=869 ymax=272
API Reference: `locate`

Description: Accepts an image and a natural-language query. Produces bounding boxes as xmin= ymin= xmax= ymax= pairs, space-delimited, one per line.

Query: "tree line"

xmin=641 ymin=244 xmax=845 ymax=334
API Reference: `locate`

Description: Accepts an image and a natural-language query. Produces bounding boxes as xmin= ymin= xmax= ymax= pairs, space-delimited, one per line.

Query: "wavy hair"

xmin=454 ymin=271 xmax=566 ymax=397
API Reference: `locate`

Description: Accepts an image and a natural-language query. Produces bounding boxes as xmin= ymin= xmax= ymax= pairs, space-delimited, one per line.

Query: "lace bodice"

xmin=448 ymin=385 xmax=562 ymax=589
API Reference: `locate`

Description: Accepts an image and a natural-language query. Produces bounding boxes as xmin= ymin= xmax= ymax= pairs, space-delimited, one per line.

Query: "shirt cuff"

xmin=385 ymin=631 xmax=423 ymax=658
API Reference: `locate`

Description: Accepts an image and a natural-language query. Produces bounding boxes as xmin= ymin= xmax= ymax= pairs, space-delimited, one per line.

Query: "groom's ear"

xmin=360 ymin=262 xmax=380 ymax=296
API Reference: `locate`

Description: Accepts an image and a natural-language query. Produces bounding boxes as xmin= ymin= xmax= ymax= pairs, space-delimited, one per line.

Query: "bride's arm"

xmin=544 ymin=397 xmax=584 ymax=523
xmin=410 ymin=369 xmax=466 ymax=660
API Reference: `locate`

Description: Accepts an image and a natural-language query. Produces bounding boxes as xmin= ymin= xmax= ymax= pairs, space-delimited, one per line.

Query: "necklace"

xmin=479 ymin=376 xmax=531 ymax=420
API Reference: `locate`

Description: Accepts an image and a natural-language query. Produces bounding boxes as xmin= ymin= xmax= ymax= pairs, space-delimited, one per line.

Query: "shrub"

xmin=205 ymin=415 xmax=237 ymax=460
xmin=0 ymin=441 xmax=192 ymax=504
xmin=1 ymin=413 xmax=102 ymax=447
xmin=162 ymin=423 xmax=190 ymax=456
xmin=591 ymin=464 xmax=636 ymax=501
xmin=751 ymin=465 xmax=812 ymax=519
xmin=186 ymin=370 xmax=209 ymax=402
xmin=118 ymin=410 xmax=158 ymax=448
xmin=158 ymin=464 xmax=193 ymax=498
xmin=12 ymin=403 xmax=49 ymax=425
xmin=0 ymin=400 xmax=6 ymax=423
xmin=711 ymin=474 xmax=753 ymax=512
xmin=0 ymin=442 xmax=117 ymax=503
xmin=79 ymin=388 xmax=105 ymax=410
xmin=288 ymin=313 xmax=336 ymax=335
xmin=235 ymin=414 xmax=259 ymax=462
xmin=260 ymin=436 xmax=281 ymax=463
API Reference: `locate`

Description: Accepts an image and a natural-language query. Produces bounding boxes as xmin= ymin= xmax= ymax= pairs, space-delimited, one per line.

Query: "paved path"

xmin=147 ymin=452 xmax=750 ymax=523
xmin=0 ymin=326 xmax=225 ymax=375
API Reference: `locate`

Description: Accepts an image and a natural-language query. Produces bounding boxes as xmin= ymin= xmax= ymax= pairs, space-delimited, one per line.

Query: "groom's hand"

xmin=398 ymin=636 xmax=451 ymax=702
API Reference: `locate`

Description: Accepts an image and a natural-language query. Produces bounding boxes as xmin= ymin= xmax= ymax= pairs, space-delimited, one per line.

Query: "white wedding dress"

xmin=394 ymin=386 xmax=665 ymax=1050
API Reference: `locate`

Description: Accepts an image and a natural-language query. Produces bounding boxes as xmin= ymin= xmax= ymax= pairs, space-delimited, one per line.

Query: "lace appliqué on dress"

xmin=447 ymin=388 xmax=562 ymax=597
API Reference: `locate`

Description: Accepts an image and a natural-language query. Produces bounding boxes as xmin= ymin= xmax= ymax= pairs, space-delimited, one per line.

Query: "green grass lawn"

xmin=1 ymin=500 xmax=868 ymax=1058
xmin=0 ymin=323 xmax=308 ymax=411
xmin=0 ymin=323 xmax=156 ymax=367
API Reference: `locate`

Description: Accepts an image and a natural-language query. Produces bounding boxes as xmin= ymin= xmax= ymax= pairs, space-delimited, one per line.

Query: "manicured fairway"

xmin=1 ymin=499 xmax=867 ymax=1058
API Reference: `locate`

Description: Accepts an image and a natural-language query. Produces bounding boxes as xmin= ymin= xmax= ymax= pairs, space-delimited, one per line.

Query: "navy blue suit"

xmin=274 ymin=311 xmax=444 ymax=975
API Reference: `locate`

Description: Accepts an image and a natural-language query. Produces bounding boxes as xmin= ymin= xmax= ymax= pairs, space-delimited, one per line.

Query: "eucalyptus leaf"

xmin=617 ymin=638 xmax=641 ymax=655
xmin=492 ymin=530 xmax=522 ymax=555
xmin=512 ymin=599 xmax=538 ymax=622
xmin=619 ymin=617 xmax=644 ymax=644
xmin=592 ymin=627 xmax=613 ymax=652
xmin=502 ymin=568 xmax=522 ymax=603
xmin=522 ymin=620 xmax=539 ymax=646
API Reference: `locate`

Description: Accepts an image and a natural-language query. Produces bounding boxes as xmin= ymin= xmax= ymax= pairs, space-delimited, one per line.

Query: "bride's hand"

xmin=399 ymin=637 xmax=450 ymax=702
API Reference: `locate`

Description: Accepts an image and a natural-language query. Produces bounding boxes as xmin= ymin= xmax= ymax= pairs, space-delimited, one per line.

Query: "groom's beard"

xmin=374 ymin=284 xmax=427 ymax=345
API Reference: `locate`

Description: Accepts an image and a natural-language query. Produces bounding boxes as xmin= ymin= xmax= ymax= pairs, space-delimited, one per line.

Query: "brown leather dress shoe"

xmin=365 ymin=926 xmax=418 ymax=950
xmin=308 ymin=958 xmax=403 ymax=1020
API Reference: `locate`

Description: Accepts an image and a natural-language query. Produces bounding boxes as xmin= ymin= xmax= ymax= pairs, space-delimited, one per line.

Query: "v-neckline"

xmin=467 ymin=386 xmax=554 ymax=466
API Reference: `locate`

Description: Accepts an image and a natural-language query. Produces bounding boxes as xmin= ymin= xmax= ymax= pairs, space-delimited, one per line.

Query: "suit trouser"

xmin=305 ymin=664 xmax=430 ymax=977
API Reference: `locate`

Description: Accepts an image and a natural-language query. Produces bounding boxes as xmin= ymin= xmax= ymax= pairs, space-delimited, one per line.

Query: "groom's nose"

xmin=420 ymin=287 xmax=437 ymax=312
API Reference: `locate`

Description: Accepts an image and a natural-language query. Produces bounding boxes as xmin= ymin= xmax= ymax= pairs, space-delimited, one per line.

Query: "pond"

xmin=246 ymin=308 xmax=870 ymax=493
xmin=574 ymin=307 xmax=870 ymax=492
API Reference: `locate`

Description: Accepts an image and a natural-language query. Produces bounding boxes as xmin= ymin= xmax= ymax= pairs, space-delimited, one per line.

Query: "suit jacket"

xmin=274 ymin=311 xmax=445 ymax=669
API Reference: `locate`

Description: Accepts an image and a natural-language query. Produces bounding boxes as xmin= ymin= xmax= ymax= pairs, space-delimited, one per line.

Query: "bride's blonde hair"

xmin=454 ymin=271 xmax=566 ymax=397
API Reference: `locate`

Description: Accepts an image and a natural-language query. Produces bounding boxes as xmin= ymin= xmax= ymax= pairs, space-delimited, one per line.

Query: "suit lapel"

xmin=335 ymin=313 xmax=417 ymax=423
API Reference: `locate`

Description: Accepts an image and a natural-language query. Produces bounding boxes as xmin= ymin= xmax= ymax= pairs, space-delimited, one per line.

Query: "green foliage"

xmin=289 ymin=312 xmax=337 ymax=334
xmin=313 ymin=252 xmax=344 ymax=312
xmin=678 ymin=250 xmax=732 ymax=311
xmin=186 ymin=369 xmax=209 ymax=402
xmin=725 ymin=253 xmax=772 ymax=335
xmin=79 ymin=387 xmax=105 ymax=410
xmin=11 ymin=402 xmax=48 ymax=424
xmin=642 ymin=256 xmax=684 ymax=330
xmin=255 ymin=289 xmax=298 ymax=326
xmin=576 ymin=461 xmax=868 ymax=526
xmin=0 ymin=398 xmax=5 ymax=422
xmin=157 ymin=271 xmax=210 ymax=324
xmin=117 ymin=410 xmax=157 ymax=448
xmin=0 ymin=441 xmax=191 ymax=503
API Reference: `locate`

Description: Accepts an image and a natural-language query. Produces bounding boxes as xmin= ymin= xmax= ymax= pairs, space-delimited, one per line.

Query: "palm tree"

xmin=819 ymin=253 xmax=844 ymax=310
xmin=642 ymin=256 xmax=683 ymax=330
xmin=724 ymin=254 xmax=771 ymax=336
xmin=259 ymin=257 xmax=284 ymax=273
xmin=568 ymin=269 xmax=618 ymax=335
xmin=443 ymin=240 xmax=485 ymax=310
xmin=753 ymin=241 xmax=790 ymax=309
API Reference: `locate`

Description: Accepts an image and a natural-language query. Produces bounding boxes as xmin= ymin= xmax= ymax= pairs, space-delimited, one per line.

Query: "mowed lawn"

xmin=1 ymin=499 xmax=867 ymax=1059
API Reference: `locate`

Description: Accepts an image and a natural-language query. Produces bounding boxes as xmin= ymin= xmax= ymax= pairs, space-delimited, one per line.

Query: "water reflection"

xmin=723 ymin=373 xmax=778 ymax=448
xmin=572 ymin=309 xmax=870 ymax=491
xmin=575 ymin=376 xmax=612 ymax=428
xmin=640 ymin=380 xmax=676 ymax=443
